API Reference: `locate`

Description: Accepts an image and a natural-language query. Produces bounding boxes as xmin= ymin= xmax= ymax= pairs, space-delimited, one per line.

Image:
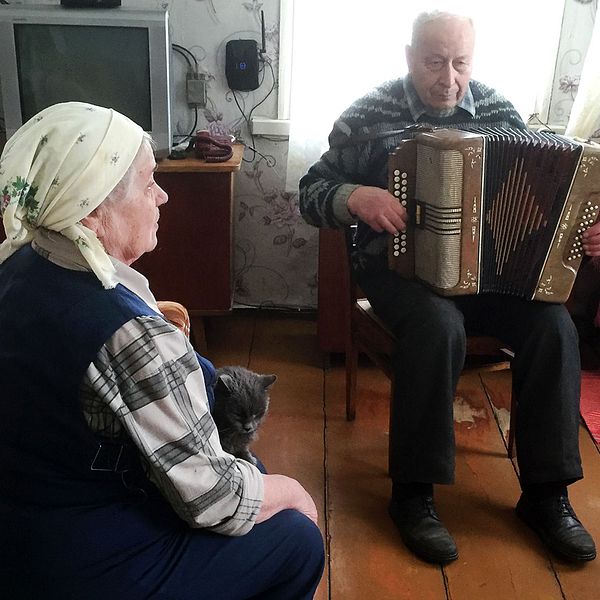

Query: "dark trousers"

xmin=1 ymin=458 xmax=325 ymax=600
xmin=357 ymin=268 xmax=583 ymax=488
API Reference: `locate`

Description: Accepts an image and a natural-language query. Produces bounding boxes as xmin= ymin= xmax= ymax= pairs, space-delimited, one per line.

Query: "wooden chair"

xmin=341 ymin=227 xmax=516 ymax=459
xmin=157 ymin=300 xmax=208 ymax=355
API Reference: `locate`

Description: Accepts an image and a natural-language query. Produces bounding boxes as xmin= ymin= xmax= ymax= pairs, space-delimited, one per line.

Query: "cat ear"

xmin=216 ymin=374 xmax=234 ymax=394
xmin=260 ymin=374 xmax=277 ymax=389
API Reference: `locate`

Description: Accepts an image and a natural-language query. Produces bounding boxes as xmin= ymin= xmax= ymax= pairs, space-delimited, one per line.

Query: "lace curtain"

xmin=566 ymin=6 xmax=600 ymax=140
xmin=284 ymin=0 xmax=565 ymax=191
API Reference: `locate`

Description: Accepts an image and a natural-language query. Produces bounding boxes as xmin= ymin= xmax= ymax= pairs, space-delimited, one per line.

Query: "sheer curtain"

xmin=284 ymin=0 xmax=565 ymax=190
xmin=566 ymin=7 xmax=600 ymax=140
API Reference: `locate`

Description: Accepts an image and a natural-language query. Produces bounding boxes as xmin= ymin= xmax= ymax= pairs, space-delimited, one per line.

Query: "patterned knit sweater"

xmin=298 ymin=77 xmax=527 ymax=273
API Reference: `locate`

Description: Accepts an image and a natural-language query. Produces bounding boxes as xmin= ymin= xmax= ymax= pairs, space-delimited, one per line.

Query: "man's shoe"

xmin=388 ymin=495 xmax=458 ymax=564
xmin=516 ymin=493 xmax=596 ymax=562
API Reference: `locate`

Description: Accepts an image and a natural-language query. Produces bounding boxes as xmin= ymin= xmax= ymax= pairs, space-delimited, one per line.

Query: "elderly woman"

xmin=0 ymin=102 xmax=324 ymax=600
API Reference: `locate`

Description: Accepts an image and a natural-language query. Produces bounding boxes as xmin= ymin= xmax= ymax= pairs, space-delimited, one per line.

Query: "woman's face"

xmin=84 ymin=142 xmax=168 ymax=265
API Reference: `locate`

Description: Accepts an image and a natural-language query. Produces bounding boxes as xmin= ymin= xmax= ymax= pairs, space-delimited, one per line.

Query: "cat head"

xmin=213 ymin=366 xmax=276 ymax=439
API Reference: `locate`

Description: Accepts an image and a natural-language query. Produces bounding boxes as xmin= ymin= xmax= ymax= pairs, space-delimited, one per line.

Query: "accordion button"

xmin=393 ymin=251 xmax=400 ymax=257
xmin=394 ymin=169 xmax=400 ymax=176
xmin=394 ymin=191 xmax=400 ymax=197
xmin=400 ymin=248 xmax=407 ymax=254
xmin=394 ymin=176 xmax=400 ymax=182
xmin=401 ymin=241 xmax=407 ymax=247
xmin=402 ymin=194 xmax=407 ymax=199
xmin=402 ymin=172 xmax=407 ymax=178
xmin=401 ymin=201 xmax=407 ymax=206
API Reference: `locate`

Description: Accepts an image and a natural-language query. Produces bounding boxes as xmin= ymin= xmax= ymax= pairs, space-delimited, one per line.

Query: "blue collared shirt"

xmin=403 ymin=74 xmax=476 ymax=122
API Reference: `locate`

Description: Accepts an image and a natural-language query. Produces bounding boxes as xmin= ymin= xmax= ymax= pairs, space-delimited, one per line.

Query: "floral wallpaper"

xmin=1 ymin=0 xmax=596 ymax=310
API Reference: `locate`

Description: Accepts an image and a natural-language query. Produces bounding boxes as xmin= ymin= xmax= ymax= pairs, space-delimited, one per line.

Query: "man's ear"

xmin=405 ymin=44 xmax=414 ymax=71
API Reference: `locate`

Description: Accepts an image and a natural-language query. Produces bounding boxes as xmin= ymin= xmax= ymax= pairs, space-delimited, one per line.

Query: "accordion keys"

xmin=388 ymin=142 xmax=417 ymax=275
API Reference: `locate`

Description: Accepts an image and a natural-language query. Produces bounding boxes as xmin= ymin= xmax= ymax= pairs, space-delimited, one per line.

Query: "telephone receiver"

xmin=189 ymin=131 xmax=235 ymax=162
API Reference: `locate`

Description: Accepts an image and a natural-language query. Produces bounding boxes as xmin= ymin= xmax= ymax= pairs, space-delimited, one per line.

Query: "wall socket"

xmin=186 ymin=73 xmax=207 ymax=108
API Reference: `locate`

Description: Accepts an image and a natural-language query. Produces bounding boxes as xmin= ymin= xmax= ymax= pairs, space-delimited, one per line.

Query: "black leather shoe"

xmin=388 ymin=495 xmax=458 ymax=564
xmin=516 ymin=493 xmax=596 ymax=562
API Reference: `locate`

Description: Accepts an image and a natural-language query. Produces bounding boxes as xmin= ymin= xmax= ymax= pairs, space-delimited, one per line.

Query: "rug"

xmin=581 ymin=370 xmax=600 ymax=445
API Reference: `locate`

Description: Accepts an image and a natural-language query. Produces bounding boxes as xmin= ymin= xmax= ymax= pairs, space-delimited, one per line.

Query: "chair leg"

xmin=345 ymin=337 xmax=358 ymax=421
xmin=507 ymin=386 xmax=517 ymax=459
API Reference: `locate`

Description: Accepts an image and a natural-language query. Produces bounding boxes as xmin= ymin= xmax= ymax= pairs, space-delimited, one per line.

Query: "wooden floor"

xmin=200 ymin=310 xmax=600 ymax=600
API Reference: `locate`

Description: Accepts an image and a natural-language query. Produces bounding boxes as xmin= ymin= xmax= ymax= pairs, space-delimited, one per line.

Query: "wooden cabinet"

xmin=134 ymin=145 xmax=243 ymax=314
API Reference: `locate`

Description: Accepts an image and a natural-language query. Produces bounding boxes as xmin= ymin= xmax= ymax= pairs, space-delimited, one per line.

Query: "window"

xmin=282 ymin=0 xmax=566 ymax=188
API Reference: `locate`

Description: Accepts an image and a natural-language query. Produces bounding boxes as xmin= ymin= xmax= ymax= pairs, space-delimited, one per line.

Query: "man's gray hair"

xmin=411 ymin=10 xmax=474 ymax=46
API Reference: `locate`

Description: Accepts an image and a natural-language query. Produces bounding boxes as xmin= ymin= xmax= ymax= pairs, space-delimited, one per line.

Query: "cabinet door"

xmin=134 ymin=170 xmax=234 ymax=313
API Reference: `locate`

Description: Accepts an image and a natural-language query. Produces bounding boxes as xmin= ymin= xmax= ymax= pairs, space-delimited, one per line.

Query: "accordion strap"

xmin=330 ymin=124 xmax=435 ymax=149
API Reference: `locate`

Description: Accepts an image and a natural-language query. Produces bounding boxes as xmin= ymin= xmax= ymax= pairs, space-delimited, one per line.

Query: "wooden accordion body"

xmin=388 ymin=128 xmax=600 ymax=303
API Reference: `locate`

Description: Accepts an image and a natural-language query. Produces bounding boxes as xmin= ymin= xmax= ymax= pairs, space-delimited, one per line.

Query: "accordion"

xmin=388 ymin=128 xmax=600 ymax=303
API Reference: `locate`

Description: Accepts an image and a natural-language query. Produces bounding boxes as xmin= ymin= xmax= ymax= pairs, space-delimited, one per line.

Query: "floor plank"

xmin=201 ymin=312 xmax=600 ymax=599
xmin=325 ymin=359 xmax=448 ymax=600
xmin=206 ymin=312 xmax=329 ymax=600
xmin=548 ymin=429 xmax=600 ymax=600
xmin=442 ymin=371 xmax=563 ymax=599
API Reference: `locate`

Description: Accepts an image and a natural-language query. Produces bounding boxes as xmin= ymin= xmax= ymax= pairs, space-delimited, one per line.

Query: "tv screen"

xmin=0 ymin=6 xmax=172 ymax=157
xmin=15 ymin=24 xmax=152 ymax=131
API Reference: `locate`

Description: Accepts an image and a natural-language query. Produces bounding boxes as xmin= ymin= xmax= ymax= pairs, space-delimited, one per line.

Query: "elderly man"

xmin=300 ymin=11 xmax=598 ymax=564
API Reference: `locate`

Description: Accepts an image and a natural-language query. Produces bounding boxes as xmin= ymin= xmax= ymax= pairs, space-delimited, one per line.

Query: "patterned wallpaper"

xmin=1 ymin=0 xmax=596 ymax=309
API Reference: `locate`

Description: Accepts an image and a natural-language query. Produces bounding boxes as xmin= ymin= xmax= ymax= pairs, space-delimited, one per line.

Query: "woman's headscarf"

xmin=0 ymin=101 xmax=144 ymax=289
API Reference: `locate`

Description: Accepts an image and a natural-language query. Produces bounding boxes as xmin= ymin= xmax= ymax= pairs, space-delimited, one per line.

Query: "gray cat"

xmin=212 ymin=366 xmax=276 ymax=465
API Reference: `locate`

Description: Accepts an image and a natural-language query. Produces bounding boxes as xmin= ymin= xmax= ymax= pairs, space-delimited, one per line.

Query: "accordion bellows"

xmin=388 ymin=128 xmax=600 ymax=303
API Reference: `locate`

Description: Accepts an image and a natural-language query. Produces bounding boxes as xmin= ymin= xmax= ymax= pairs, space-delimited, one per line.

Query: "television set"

xmin=0 ymin=5 xmax=172 ymax=157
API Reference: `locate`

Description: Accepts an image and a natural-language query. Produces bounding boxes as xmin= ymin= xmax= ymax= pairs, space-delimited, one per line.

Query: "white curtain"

xmin=284 ymin=0 xmax=565 ymax=191
xmin=566 ymin=7 xmax=600 ymax=140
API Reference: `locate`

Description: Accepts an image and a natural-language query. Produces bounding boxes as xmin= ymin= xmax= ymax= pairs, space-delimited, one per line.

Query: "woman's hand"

xmin=256 ymin=474 xmax=318 ymax=525
xmin=346 ymin=186 xmax=407 ymax=235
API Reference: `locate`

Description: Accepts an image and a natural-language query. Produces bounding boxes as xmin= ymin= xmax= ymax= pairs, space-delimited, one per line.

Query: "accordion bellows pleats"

xmin=388 ymin=128 xmax=600 ymax=303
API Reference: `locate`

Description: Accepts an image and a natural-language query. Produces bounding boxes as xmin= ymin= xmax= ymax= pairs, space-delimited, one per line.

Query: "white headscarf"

xmin=0 ymin=101 xmax=144 ymax=289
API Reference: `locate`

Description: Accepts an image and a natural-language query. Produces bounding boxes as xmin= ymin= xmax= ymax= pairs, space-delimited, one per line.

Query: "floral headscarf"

xmin=0 ymin=101 xmax=144 ymax=289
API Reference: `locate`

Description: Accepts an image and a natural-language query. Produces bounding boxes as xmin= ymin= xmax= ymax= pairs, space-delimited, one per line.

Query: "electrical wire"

xmin=171 ymin=44 xmax=202 ymax=146
xmin=229 ymin=56 xmax=277 ymax=163
xmin=172 ymin=43 xmax=198 ymax=72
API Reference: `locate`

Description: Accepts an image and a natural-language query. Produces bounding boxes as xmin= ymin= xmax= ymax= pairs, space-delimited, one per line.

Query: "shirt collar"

xmin=403 ymin=75 xmax=476 ymax=121
xmin=32 ymin=228 xmax=161 ymax=313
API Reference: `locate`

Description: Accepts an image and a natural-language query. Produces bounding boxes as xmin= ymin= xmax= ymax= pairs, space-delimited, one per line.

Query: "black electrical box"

xmin=225 ymin=40 xmax=259 ymax=91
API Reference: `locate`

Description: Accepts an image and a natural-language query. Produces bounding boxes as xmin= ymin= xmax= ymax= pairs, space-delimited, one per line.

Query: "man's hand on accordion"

xmin=346 ymin=186 xmax=407 ymax=235
xmin=583 ymin=221 xmax=600 ymax=257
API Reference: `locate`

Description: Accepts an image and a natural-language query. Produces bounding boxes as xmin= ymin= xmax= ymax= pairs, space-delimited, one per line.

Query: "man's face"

xmin=406 ymin=17 xmax=475 ymax=112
